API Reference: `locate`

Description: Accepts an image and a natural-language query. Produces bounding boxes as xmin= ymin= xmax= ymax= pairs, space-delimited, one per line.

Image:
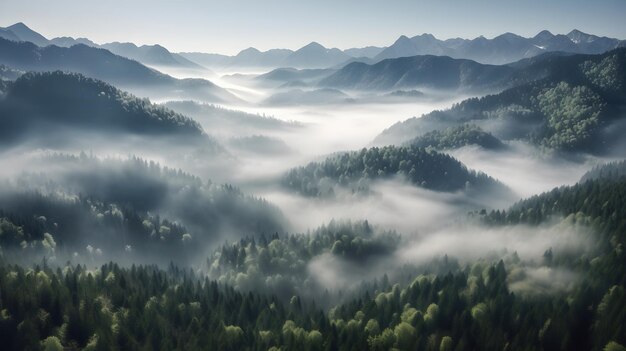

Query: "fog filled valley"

xmin=1 ymin=11 xmax=626 ymax=351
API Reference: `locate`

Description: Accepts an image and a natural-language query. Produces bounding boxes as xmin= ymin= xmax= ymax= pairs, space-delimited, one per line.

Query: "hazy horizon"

xmin=2 ymin=0 xmax=626 ymax=55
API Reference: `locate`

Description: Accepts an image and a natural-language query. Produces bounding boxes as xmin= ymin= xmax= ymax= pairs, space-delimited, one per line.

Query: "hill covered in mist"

xmin=319 ymin=55 xmax=515 ymax=92
xmin=407 ymin=124 xmax=506 ymax=151
xmin=2 ymin=162 xmax=625 ymax=350
xmin=375 ymin=48 xmax=626 ymax=154
xmin=0 ymin=22 xmax=206 ymax=70
xmin=0 ymin=154 xmax=287 ymax=264
xmin=0 ymin=37 xmax=238 ymax=103
xmin=282 ymin=145 xmax=507 ymax=197
xmin=0 ymin=71 xmax=222 ymax=151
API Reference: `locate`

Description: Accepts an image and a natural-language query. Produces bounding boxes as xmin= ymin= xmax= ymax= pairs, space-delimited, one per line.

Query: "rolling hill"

xmin=374 ymin=48 xmax=626 ymax=154
xmin=0 ymin=22 xmax=206 ymax=70
xmin=0 ymin=37 xmax=238 ymax=102
xmin=282 ymin=145 xmax=506 ymax=197
xmin=0 ymin=71 xmax=220 ymax=149
xmin=319 ymin=55 xmax=515 ymax=91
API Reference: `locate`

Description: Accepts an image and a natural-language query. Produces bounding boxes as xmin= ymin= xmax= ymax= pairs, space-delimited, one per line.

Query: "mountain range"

xmin=1 ymin=22 xmax=624 ymax=70
xmin=100 ymin=42 xmax=204 ymax=69
xmin=0 ymin=22 xmax=204 ymax=70
xmin=0 ymin=37 xmax=239 ymax=103
xmin=373 ymin=48 xmax=626 ymax=154
xmin=179 ymin=42 xmax=354 ymax=69
xmin=318 ymin=55 xmax=516 ymax=91
xmin=374 ymin=30 xmax=626 ymax=64
xmin=180 ymin=29 xmax=624 ymax=69
xmin=0 ymin=71 xmax=217 ymax=149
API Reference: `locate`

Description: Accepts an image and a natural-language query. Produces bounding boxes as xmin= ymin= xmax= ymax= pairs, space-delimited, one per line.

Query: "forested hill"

xmin=206 ymin=220 xmax=401 ymax=302
xmin=482 ymin=163 xmax=626 ymax=233
xmin=579 ymin=160 xmax=626 ymax=183
xmin=319 ymin=54 xmax=514 ymax=91
xmin=407 ymin=124 xmax=505 ymax=151
xmin=0 ymin=192 xmax=194 ymax=263
xmin=375 ymin=48 xmax=626 ymax=153
xmin=0 ymin=38 xmax=238 ymax=102
xmin=1 ymin=171 xmax=626 ymax=350
xmin=0 ymin=38 xmax=166 ymax=86
xmin=0 ymin=72 xmax=217 ymax=148
xmin=0 ymin=155 xmax=287 ymax=262
xmin=282 ymin=145 xmax=506 ymax=197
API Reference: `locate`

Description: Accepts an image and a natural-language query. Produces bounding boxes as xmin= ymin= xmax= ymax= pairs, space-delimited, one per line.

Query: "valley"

xmin=0 ymin=6 xmax=625 ymax=349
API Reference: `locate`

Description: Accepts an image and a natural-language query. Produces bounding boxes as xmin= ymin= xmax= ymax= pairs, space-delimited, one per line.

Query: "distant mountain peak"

xmin=108 ymin=41 xmax=139 ymax=49
xmin=495 ymin=32 xmax=525 ymax=41
xmin=390 ymin=35 xmax=414 ymax=48
xmin=535 ymin=30 xmax=554 ymax=37
xmin=237 ymin=47 xmax=261 ymax=55
xmin=534 ymin=30 xmax=555 ymax=41
xmin=413 ymin=33 xmax=437 ymax=40
xmin=300 ymin=41 xmax=326 ymax=51
xmin=567 ymin=29 xmax=586 ymax=36
xmin=5 ymin=22 xmax=48 ymax=46
xmin=7 ymin=22 xmax=30 ymax=30
xmin=567 ymin=29 xmax=597 ymax=43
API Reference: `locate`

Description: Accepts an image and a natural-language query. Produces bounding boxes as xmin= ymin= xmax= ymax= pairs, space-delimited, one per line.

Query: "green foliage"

xmin=41 ymin=336 xmax=64 ymax=351
xmin=377 ymin=48 xmax=626 ymax=153
xmin=580 ymin=160 xmax=626 ymax=183
xmin=605 ymin=341 xmax=626 ymax=351
xmin=0 ymin=154 xmax=286 ymax=263
xmin=393 ymin=322 xmax=416 ymax=349
xmin=440 ymin=336 xmax=453 ymax=351
xmin=535 ymin=81 xmax=604 ymax=149
xmin=0 ymin=71 xmax=210 ymax=143
xmin=2 ymin=157 xmax=625 ymax=351
xmin=0 ymin=192 xmax=193 ymax=263
xmin=207 ymin=220 xmax=399 ymax=302
xmin=408 ymin=124 xmax=505 ymax=150
xmin=580 ymin=54 xmax=624 ymax=93
xmin=283 ymin=145 xmax=503 ymax=197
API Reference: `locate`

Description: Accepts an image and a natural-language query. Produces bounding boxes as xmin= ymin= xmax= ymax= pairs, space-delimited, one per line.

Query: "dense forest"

xmin=1 ymin=169 xmax=625 ymax=350
xmin=375 ymin=48 xmax=626 ymax=153
xmin=579 ymin=160 xmax=626 ymax=183
xmin=206 ymin=220 xmax=401 ymax=303
xmin=0 ymin=72 xmax=220 ymax=149
xmin=407 ymin=124 xmax=505 ymax=151
xmin=0 ymin=154 xmax=287 ymax=263
xmin=0 ymin=192 xmax=192 ymax=264
xmin=282 ymin=146 xmax=505 ymax=197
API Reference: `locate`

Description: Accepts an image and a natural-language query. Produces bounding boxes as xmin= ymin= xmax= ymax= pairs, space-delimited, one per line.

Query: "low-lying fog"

xmin=151 ymin=65 xmax=607 ymax=216
xmin=0 ymin=63 xmax=617 ymax=285
xmin=307 ymin=217 xmax=593 ymax=296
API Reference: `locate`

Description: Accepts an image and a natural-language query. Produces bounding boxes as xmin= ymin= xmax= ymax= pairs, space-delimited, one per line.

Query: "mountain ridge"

xmin=373 ymin=48 xmax=626 ymax=153
xmin=2 ymin=22 xmax=623 ymax=70
xmin=0 ymin=22 xmax=206 ymax=70
xmin=0 ymin=37 xmax=239 ymax=103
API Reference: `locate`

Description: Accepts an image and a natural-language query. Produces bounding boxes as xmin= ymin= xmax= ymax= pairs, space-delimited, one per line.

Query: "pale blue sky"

xmin=1 ymin=0 xmax=625 ymax=55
